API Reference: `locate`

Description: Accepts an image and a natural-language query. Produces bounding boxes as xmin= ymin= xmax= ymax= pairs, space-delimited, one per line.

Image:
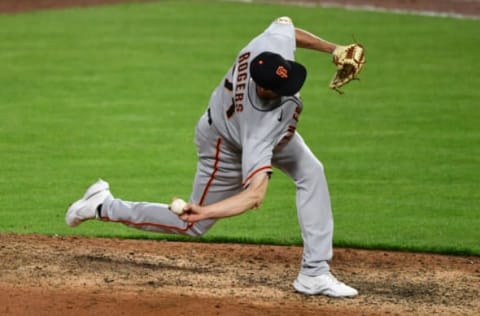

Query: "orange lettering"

xmin=238 ymin=62 xmax=248 ymax=72
xmin=236 ymin=83 xmax=246 ymax=92
xmin=235 ymin=93 xmax=244 ymax=102
xmin=293 ymin=105 xmax=301 ymax=122
xmin=238 ymin=52 xmax=250 ymax=62
xmin=276 ymin=66 xmax=288 ymax=79
xmin=237 ymin=73 xmax=247 ymax=82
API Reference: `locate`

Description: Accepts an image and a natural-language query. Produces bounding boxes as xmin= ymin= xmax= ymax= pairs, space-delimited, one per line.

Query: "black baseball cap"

xmin=250 ymin=51 xmax=307 ymax=96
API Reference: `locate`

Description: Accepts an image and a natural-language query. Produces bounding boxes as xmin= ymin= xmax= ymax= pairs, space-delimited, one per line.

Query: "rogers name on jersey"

xmin=233 ymin=52 xmax=251 ymax=113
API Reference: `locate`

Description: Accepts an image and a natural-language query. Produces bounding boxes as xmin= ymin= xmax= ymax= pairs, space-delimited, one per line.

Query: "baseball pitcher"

xmin=66 ymin=16 xmax=363 ymax=297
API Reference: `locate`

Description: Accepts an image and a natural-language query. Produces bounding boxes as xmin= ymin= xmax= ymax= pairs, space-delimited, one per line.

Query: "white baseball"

xmin=170 ymin=198 xmax=187 ymax=215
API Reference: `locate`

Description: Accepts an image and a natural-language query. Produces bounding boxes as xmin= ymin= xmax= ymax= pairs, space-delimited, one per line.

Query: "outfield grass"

xmin=0 ymin=1 xmax=479 ymax=255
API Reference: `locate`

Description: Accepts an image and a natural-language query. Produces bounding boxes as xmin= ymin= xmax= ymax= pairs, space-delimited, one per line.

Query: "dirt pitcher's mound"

xmin=0 ymin=234 xmax=479 ymax=315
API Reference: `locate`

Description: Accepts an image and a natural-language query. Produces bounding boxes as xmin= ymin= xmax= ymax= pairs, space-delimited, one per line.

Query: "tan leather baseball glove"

xmin=329 ymin=43 xmax=366 ymax=94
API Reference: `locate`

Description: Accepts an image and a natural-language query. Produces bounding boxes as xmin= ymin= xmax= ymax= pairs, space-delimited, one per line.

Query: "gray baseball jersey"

xmin=101 ymin=18 xmax=333 ymax=276
xmin=208 ymin=31 xmax=300 ymax=187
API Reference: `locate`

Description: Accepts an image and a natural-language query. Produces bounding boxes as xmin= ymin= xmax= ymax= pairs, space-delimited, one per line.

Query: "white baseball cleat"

xmin=65 ymin=179 xmax=111 ymax=227
xmin=293 ymin=272 xmax=358 ymax=298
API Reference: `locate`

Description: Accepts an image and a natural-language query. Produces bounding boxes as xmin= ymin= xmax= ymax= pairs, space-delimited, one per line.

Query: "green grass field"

xmin=1 ymin=0 xmax=479 ymax=255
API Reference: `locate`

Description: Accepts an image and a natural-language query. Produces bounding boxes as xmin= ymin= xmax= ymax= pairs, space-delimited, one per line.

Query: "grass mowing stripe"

xmin=0 ymin=1 xmax=479 ymax=255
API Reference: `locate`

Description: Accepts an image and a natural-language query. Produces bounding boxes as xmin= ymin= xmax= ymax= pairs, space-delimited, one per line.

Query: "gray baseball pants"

xmin=101 ymin=113 xmax=333 ymax=276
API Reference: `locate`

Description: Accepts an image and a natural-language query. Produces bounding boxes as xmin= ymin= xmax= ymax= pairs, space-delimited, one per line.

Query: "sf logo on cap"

xmin=276 ymin=66 xmax=288 ymax=79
